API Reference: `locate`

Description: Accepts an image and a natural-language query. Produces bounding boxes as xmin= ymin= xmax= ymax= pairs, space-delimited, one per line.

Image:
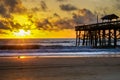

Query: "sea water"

xmin=0 ymin=38 xmax=120 ymax=57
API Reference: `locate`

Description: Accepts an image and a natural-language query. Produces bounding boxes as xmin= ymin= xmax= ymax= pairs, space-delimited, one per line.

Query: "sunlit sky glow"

xmin=0 ymin=0 xmax=120 ymax=38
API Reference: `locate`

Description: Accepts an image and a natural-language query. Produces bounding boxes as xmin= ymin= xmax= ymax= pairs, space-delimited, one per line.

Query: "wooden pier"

xmin=75 ymin=14 xmax=120 ymax=48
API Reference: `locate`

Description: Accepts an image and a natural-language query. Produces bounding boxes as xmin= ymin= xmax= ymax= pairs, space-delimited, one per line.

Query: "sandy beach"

xmin=0 ymin=56 xmax=120 ymax=80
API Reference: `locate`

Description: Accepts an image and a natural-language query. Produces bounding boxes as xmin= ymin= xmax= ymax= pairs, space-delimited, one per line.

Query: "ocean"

xmin=0 ymin=39 xmax=120 ymax=80
xmin=0 ymin=38 xmax=120 ymax=57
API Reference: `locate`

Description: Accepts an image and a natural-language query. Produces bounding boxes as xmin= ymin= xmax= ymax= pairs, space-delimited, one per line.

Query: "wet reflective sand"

xmin=0 ymin=57 xmax=120 ymax=80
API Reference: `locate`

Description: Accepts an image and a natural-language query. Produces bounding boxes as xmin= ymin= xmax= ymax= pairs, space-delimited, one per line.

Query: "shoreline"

xmin=0 ymin=54 xmax=120 ymax=57
xmin=0 ymin=56 xmax=120 ymax=67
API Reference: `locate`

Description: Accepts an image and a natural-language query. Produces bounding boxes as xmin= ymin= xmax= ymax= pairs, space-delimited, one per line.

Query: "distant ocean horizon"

xmin=0 ymin=38 xmax=120 ymax=57
xmin=0 ymin=38 xmax=75 ymax=46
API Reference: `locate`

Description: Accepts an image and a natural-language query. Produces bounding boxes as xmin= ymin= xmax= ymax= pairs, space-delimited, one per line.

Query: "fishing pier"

xmin=75 ymin=14 xmax=120 ymax=48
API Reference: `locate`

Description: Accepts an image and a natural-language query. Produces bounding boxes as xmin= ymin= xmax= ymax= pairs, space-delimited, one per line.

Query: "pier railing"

xmin=75 ymin=20 xmax=120 ymax=31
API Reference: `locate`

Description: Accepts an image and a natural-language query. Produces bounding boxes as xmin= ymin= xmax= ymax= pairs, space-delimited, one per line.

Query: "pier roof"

xmin=101 ymin=14 xmax=119 ymax=20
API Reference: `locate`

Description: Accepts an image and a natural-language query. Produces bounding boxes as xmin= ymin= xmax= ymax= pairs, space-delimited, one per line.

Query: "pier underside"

xmin=75 ymin=21 xmax=120 ymax=48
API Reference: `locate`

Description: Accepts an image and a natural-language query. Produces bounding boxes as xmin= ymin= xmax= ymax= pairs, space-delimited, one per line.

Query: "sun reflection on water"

xmin=18 ymin=56 xmax=26 ymax=59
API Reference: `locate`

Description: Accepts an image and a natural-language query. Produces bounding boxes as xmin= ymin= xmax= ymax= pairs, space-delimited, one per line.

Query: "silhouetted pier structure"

xmin=75 ymin=14 xmax=120 ymax=48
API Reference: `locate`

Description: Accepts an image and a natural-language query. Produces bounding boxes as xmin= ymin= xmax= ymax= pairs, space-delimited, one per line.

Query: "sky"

xmin=0 ymin=0 xmax=120 ymax=38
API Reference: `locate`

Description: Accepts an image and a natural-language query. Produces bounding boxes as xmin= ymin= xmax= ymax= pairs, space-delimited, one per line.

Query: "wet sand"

xmin=0 ymin=56 xmax=120 ymax=80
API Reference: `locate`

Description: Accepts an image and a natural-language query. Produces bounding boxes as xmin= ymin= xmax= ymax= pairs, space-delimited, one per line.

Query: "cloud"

xmin=0 ymin=4 xmax=8 ymax=17
xmin=36 ymin=16 xmax=74 ymax=31
xmin=40 ymin=1 xmax=48 ymax=11
xmin=33 ymin=12 xmax=65 ymax=30
xmin=0 ymin=0 xmax=26 ymax=17
xmin=0 ymin=1 xmax=97 ymax=34
xmin=36 ymin=9 xmax=97 ymax=30
xmin=0 ymin=15 xmax=34 ymax=32
xmin=36 ymin=19 xmax=53 ymax=30
xmin=0 ymin=31 xmax=8 ymax=34
xmin=31 ymin=7 xmax=40 ymax=12
xmin=0 ymin=0 xmax=29 ymax=33
xmin=60 ymin=4 xmax=78 ymax=11
xmin=93 ymin=0 xmax=120 ymax=16
xmin=57 ymin=0 xmax=68 ymax=2
xmin=4 ymin=0 xmax=21 ymax=12
xmin=54 ymin=19 xmax=74 ymax=30
xmin=0 ymin=19 xmax=22 ymax=31
xmin=0 ymin=20 xmax=10 ymax=30
xmin=114 ymin=0 xmax=120 ymax=10
xmin=53 ymin=13 xmax=61 ymax=18
xmin=72 ymin=9 xmax=97 ymax=24
xmin=31 ymin=1 xmax=48 ymax=12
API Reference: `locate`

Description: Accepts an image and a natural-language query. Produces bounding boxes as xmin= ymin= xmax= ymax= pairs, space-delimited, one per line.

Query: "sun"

xmin=13 ymin=29 xmax=31 ymax=37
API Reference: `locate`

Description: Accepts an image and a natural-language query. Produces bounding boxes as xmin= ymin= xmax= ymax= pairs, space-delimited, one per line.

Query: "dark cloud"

xmin=0 ymin=19 xmax=22 ymax=31
xmin=53 ymin=13 xmax=61 ymax=18
xmin=36 ymin=19 xmax=53 ymax=30
xmin=31 ymin=1 xmax=48 ymax=12
xmin=72 ymin=9 xmax=96 ymax=24
xmin=9 ymin=21 xmax=22 ymax=30
xmin=57 ymin=0 xmax=68 ymax=2
xmin=4 ymin=0 xmax=19 ymax=7
xmin=54 ymin=19 xmax=74 ymax=30
xmin=40 ymin=1 xmax=48 ymax=11
xmin=36 ymin=17 xmax=74 ymax=30
xmin=31 ymin=7 xmax=40 ymax=12
xmin=36 ymin=13 xmax=74 ymax=30
xmin=0 ymin=0 xmax=26 ymax=17
xmin=0 ymin=0 xmax=27 ymax=33
xmin=36 ymin=9 xmax=97 ymax=30
xmin=0 ymin=17 xmax=33 ymax=32
xmin=60 ymin=4 xmax=78 ymax=11
xmin=0 ymin=4 xmax=8 ymax=17
xmin=0 ymin=21 xmax=10 ymax=30
xmin=0 ymin=31 xmax=8 ymax=34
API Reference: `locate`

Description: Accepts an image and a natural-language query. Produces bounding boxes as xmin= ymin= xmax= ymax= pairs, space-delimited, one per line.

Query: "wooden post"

xmin=114 ymin=29 xmax=117 ymax=48
xmin=86 ymin=31 xmax=89 ymax=46
xmin=78 ymin=31 xmax=81 ymax=46
xmin=93 ymin=31 xmax=95 ymax=47
xmin=76 ymin=31 xmax=78 ymax=46
xmin=90 ymin=31 xmax=93 ymax=46
xmin=95 ymin=30 xmax=98 ymax=47
xmin=82 ymin=31 xmax=85 ymax=46
xmin=88 ymin=30 xmax=91 ymax=46
xmin=108 ymin=29 xmax=111 ymax=46
xmin=98 ymin=30 xmax=101 ymax=46
xmin=102 ymin=30 xmax=106 ymax=46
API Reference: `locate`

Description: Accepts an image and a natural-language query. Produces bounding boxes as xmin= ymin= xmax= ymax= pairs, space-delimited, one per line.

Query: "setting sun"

xmin=13 ymin=29 xmax=31 ymax=37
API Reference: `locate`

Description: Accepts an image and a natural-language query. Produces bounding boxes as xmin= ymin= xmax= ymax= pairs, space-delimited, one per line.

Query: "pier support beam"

xmin=98 ymin=30 xmax=102 ymax=46
xmin=82 ymin=31 xmax=85 ymax=46
xmin=102 ymin=30 xmax=106 ymax=46
xmin=108 ymin=29 xmax=111 ymax=46
xmin=78 ymin=31 xmax=81 ymax=46
xmin=76 ymin=31 xmax=78 ymax=46
xmin=95 ymin=30 xmax=98 ymax=47
xmin=114 ymin=29 xmax=117 ymax=48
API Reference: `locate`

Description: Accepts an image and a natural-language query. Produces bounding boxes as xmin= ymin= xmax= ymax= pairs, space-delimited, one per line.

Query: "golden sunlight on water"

xmin=18 ymin=56 xmax=26 ymax=59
